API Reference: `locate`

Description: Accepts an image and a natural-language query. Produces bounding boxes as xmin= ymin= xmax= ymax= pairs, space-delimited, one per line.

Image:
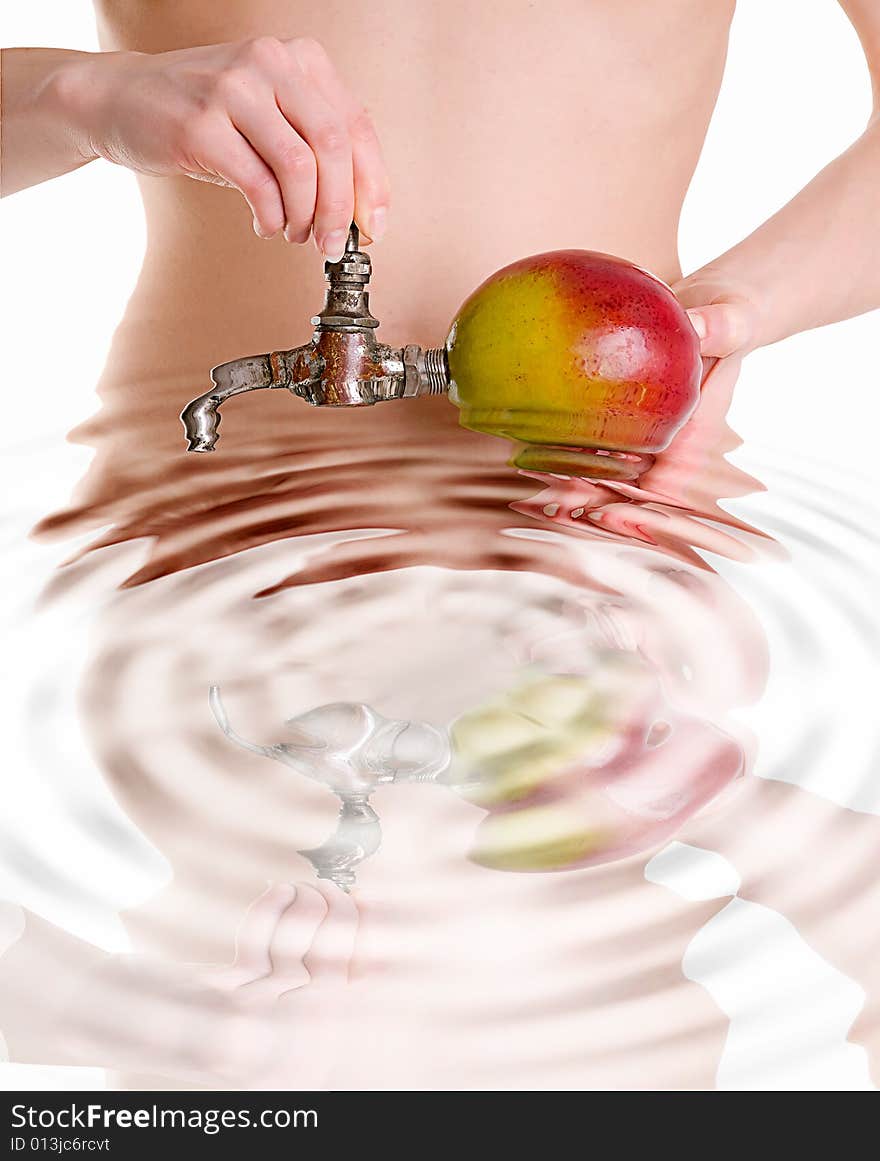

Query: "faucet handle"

xmin=343 ymin=221 xmax=360 ymax=254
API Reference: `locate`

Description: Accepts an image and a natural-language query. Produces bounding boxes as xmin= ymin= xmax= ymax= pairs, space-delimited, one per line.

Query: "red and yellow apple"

xmin=445 ymin=250 xmax=702 ymax=479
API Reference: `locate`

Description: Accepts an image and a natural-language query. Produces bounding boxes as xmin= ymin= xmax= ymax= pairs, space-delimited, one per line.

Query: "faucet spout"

xmin=181 ymin=348 xmax=318 ymax=451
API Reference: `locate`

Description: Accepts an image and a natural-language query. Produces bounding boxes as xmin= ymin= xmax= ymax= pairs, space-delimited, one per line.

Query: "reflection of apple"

xmin=449 ymin=664 xmax=744 ymax=873
xmin=446 ymin=251 xmax=702 ymax=480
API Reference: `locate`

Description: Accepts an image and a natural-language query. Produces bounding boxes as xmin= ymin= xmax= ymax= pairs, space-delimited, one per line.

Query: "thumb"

xmin=686 ymin=302 xmax=756 ymax=358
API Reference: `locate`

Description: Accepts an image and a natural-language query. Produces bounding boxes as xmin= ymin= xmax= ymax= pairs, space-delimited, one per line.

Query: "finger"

xmin=301 ymin=880 xmax=359 ymax=985
xmin=230 ymin=105 xmax=318 ymax=244
xmin=509 ymin=476 xmax=617 ymax=526
xmin=277 ymin=41 xmax=354 ymax=259
xmin=297 ymin=46 xmax=389 ymax=243
xmin=281 ymin=91 xmax=352 ymax=258
xmin=350 ymin=111 xmax=390 ymax=244
xmin=231 ymin=882 xmax=298 ymax=981
xmin=699 ymin=355 xmax=719 ymax=385
xmin=587 ymin=502 xmax=758 ymax=562
xmin=196 ymin=120 xmax=286 ymax=239
xmin=311 ymin=80 xmax=388 ymax=244
xmin=686 ymin=304 xmax=755 ymax=359
xmin=268 ymin=883 xmax=328 ymax=987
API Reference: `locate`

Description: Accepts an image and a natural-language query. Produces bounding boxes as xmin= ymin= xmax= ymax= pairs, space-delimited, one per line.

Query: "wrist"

xmin=48 ymin=51 xmax=138 ymax=165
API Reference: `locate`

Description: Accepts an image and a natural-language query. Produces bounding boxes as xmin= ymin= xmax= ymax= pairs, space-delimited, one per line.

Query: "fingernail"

xmin=687 ymin=310 xmax=707 ymax=340
xmin=254 ymin=219 xmax=272 ymax=240
xmin=369 ymin=206 xmax=387 ymax=242
xmin=322 ymin=230 xmax=348 ymax=262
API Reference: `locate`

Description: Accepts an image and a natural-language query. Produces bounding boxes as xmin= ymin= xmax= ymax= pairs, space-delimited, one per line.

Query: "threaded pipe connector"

xmin=421 ymin=347 xmax=450 ymax=395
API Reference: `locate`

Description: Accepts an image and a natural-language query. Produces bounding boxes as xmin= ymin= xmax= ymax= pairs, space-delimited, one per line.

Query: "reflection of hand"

xmin=511 ymin=331 xmax=774 ymax=566
xmin=69 ymin=881 xmax=358 ymax=1088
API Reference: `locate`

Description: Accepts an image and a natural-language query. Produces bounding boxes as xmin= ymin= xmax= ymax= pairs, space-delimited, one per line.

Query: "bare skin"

xmin=1 ymin=0 xmax=880 ymax=1089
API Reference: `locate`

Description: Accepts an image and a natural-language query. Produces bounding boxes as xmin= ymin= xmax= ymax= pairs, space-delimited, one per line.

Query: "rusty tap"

xmin=180 ymin=223 xmax=450 ymax=452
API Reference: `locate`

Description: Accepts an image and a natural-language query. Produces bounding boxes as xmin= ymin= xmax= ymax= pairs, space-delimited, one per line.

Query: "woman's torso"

xmin=57 ymin=0 xmax=748 ymax=1090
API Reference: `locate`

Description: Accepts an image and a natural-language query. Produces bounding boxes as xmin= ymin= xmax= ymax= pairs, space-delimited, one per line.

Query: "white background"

xmin=1 ymin=0 xmax=879 ymax=1090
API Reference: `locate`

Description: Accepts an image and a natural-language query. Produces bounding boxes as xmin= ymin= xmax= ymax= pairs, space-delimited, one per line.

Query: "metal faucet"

xmin=181 ymin=223 xmax=450 ymax=451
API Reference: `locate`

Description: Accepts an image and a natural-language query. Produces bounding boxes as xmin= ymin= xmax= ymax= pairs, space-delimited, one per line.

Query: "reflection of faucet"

xmin=209 ymin=687 xmax=450 ymax=890
xmin=181 ymin=224 xmax=450 ymax=451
